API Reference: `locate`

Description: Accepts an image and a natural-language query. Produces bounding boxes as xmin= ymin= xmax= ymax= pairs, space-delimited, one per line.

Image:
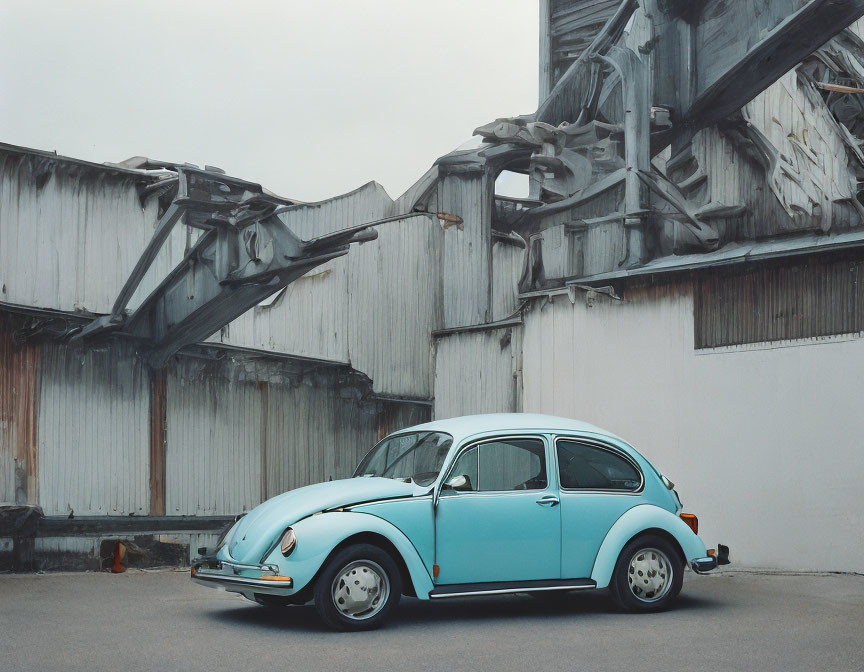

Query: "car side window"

xmin=478 ymin=438 xmax=547 ymax=491
xmin=556 ymin=439 xmax=641 ymax=491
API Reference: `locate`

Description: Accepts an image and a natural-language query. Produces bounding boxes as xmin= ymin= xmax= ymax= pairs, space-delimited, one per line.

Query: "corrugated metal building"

xmin=4 ymin=2 xmax=864 ymax=576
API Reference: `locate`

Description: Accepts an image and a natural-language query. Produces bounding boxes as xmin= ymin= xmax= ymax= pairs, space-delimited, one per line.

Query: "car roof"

xmin=397 ymin=413 xmax=623 ymax=444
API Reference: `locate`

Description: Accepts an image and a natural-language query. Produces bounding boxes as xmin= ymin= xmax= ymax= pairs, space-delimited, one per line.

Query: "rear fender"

xmin=590 ymin=504 xmax=708 ymax=588
xmin=263 ymin=511 xmax=434 ymax=598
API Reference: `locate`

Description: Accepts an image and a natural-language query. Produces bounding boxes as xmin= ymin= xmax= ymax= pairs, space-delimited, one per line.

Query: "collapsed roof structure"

xmin=69 ymin=0 xmax=864 ymax=365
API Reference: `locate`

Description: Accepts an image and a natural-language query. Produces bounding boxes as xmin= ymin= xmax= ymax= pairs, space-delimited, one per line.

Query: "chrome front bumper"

xmin=191 ymin=556 xmax=294 ymax=596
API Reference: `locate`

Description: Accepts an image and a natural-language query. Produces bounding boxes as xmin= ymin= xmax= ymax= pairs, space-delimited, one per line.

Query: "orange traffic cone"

xmin=111 ymin=541 xmax=127 ymax=573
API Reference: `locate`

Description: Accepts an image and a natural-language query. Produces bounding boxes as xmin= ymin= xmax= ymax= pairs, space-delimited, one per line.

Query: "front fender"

xmin=590 ymin=504 xmax=708 ymax=588
xmin=262 ymin=511 xmax=434 ymax=598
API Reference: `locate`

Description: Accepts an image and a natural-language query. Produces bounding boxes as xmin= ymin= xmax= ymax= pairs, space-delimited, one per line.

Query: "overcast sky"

xmin=0 ymin=1 xmax=538 ymax=202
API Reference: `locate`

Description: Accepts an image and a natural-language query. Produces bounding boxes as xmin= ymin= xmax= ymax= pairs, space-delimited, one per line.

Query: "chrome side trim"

xmin=429 ymin=583 xmax=595 ymax=599
xmin=342 ymin=494 xmax=433 ymax=510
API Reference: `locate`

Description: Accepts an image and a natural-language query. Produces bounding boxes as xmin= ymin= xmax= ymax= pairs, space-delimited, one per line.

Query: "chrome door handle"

xmin=536 ymin=496 xmax=559 ymax=507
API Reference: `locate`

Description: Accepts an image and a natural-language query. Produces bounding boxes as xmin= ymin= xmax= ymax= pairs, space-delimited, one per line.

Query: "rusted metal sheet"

xmin=695 ymin=257 xmax=864 ymax=349
xmin=0 ymin=313 xmax=39 ymax=505
xmin=376 ymin=401 xmax=431 ymax=441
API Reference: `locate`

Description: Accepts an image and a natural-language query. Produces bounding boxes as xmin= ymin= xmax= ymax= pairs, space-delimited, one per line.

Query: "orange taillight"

xmin=679 ymin=513 xmax=698 ymax=535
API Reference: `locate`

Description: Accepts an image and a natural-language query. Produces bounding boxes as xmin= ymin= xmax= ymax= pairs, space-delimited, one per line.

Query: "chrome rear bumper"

xmin=691 ymin=543 xmax=730 ymax=574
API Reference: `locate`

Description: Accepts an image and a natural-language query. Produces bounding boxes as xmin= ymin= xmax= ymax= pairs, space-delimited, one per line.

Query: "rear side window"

xmin=556 ymin=440 xmax=641 ymax=491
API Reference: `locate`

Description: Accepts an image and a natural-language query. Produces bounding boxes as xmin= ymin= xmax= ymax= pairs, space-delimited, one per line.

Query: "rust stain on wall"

xmin=0 ymin=313 xmax=39 ymax=504
xmin=149 ymin=368 xmax=167 ymax=515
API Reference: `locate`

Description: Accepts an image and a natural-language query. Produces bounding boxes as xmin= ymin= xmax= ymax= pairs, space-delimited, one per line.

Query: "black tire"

xmin=610 ymin=534 xmax=683 ymax=612
xmin=313 ymin=543 xmax=402 ymax=631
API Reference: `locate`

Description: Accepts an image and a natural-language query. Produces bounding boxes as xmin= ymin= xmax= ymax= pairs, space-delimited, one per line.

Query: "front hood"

xmin=227 ymin=477 xmax=423 ymax=563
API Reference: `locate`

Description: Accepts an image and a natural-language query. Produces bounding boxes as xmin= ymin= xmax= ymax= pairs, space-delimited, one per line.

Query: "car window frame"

xmin=553 ymin=435 xmax=644 ymax=495
xmin=439 ymin=434 xmax=551 ymax=496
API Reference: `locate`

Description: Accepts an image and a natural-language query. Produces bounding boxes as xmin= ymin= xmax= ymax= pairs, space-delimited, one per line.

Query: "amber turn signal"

xmin=679 ymin=513 xmax=698 ymax=535
xmin=707 ymin=548 xmax=716 ymax=556
xmin=260 ymin=575 xmax=293 ymax=582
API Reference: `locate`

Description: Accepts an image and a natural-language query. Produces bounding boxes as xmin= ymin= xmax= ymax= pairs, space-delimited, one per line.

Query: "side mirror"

xmin=444 ymin=474 xmax=472 ymax=492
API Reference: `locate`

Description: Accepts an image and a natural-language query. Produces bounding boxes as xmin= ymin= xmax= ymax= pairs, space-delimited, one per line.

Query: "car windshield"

xmin=353 ymin=432 xmax=453 ymax=487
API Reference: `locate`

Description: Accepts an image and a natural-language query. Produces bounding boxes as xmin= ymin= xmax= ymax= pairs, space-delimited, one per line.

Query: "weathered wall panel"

xmin=0 ymin=150 xmax=194 ymax=315
xmin=433 ymin=327 xmax=520 ymax=420
xmin=522 ymin=282 xmax=864 ymax=573
xmin=492 ymin=241 xmax=525 ymax=321
xmin=695 ymin=258 xmax=864 ymax=348
xmin=214 ymin=187 xmax=443 ymax=398
xmin=165 ymin=362 xmax=263 ymax=516
xmin=263 ymin=380 xmax=378 ymax=498
xmin=439 ymin=173 xmax=492 ymax=328
xmin=37 ymin=342 xmax=150 ymax=516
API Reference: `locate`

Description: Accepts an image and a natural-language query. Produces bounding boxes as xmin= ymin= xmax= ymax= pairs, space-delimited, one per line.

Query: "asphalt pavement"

xmin=1 ymin=569 xmax=862 ymax=671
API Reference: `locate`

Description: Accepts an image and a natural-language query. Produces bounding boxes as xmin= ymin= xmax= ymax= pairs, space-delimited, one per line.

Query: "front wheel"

xmin=610 ymin=535 xmax=683 ymax=612
xmin=313 ymin=543 xmax=402 ymax=631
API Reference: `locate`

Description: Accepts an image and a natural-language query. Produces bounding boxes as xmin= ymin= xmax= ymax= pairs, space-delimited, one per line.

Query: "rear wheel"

xmin=313 ymin=543 xmax=402 ymax=631
xmin=610 ymin=535 xmax=683 ymax=612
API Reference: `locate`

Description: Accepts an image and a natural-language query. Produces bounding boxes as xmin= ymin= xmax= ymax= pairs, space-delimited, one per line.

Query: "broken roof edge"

xmin=561 ymin=229 xmax=864 ymax=286
xmin=0 ymin=141 xmax=307 ymax=205
xmin=0 ymin=141 xmax=175 ymax=182
xmin=275 ymin=179 xmax=395 ymax=215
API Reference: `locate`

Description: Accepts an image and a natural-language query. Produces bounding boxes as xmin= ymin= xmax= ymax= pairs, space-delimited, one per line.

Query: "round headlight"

xmin=280 ymin=528 xmax=296 ymax=556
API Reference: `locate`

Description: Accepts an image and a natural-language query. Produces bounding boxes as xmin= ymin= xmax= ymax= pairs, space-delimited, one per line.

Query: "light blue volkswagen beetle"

xmin=192 ymin=414 xmax=729 ymax=630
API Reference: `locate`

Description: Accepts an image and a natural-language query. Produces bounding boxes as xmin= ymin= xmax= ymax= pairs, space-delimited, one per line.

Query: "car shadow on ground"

xmin=204 ymin=590 xmax=725 ymax=633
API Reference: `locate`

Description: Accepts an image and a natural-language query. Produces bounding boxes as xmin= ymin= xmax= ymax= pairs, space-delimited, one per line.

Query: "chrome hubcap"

xmin=331 ymin=560 xmax=389 ymax=620
xmin=628 ymin=548 xmax=672 ymax=602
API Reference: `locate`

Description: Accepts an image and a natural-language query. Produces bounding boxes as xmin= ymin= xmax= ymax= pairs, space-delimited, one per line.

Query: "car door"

xmin=555 ymin=436 xmax=644 ymax=578
xmin=434 ymin=435 xmax=561 ymax=584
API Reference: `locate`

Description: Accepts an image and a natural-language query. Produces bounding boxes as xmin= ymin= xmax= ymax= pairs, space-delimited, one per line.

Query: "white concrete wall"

xmin=521 ymin=284 xmax=864 ymax=573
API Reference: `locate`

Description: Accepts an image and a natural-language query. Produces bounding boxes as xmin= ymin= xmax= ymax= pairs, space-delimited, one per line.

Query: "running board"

xmin=429 ymin=578 xmax=596 ymax=599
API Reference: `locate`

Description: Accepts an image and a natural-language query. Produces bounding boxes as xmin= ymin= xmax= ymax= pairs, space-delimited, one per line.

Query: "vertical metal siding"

xmin=213 ymin=184 xmax=443 ymax=399
xmin=263 ymin=376 xmax=380 ymax=497
xmin=440 ymin=173 xmax=492 ymax=328
xmin=165 ymin=363 xmax=263 ymax=516
xmin=492 ymin=242 xmax=524 ymax=321
xmin=346 ymin=215 xmax=442 ymax=397
xmin=433 ymin=328 xmax=519 ymax=420
xmin=695 ymin=258 xmax=864 ymax=348
xmin=37 ymin=341 xmax=150 ymax=516
xmin=0 ymin=152 xmax=193 ymax=315
xmin=210 ymin=182 xmax=393 ymax=364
